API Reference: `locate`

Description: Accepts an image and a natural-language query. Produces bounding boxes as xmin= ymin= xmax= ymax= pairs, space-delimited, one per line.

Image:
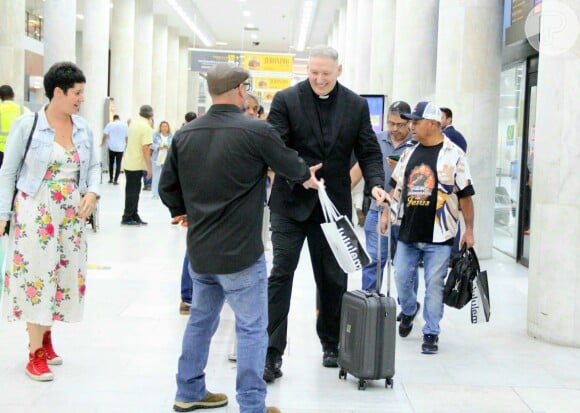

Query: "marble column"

xmin=43 ymin=0 xmax=77 ymax=71
xmin=152 ymin=14 xmax=168 ymax=125
xmin=177 ymin=37 xmax=190 ymax=123
xmin=527 ymin=0 xmax=580 ymax=347
xmin=166 ymin=27 xmax=179 ymax=130
xmin=435 ymin=0 xmax=503 ymax=259
xmin=392 ymin=0 xmax=438 ymax=104
xmin=110 ymin=0 xmax=135 ymax=121
xmin=133 ymin=0 xmax=154 ymax=113
xmin=354 ymin=0 xmax=372 ymax=93
xmin=0 ymin=0 xmax=25 ymax=101
xmin=343 ymin=0 xmax=358 ymax=89
xmin=187 ymin=71 xmax=200 ymax=115
xmin=337 ymin=5 xmax=347 ymax=61
xmin=80 ymin=0 xmax=110 ymax=147
xmin=369 ymin=0 xmax=396 ymax=103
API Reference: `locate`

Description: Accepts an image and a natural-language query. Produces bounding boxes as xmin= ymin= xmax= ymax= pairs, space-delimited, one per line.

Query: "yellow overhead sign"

xmin=253 ymin=77 xmax=292 ymax=90
xmin=243 ymin=54 xmax=293 ymax=73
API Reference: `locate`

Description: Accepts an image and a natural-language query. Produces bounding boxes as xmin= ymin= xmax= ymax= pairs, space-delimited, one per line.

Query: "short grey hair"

xmin=308 ymin=45 xmax=339 ymax=62
xmin=139 ymin=104 xmax=154 ymax=118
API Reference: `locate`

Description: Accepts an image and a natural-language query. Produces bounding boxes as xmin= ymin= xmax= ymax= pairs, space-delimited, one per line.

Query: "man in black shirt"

xmin=160 ymin=63 xmax=320 ymax=413
xmin=381 ymin=101 xmax=475 ymax=355
xmin=264 ymin=45 xmax=387 ymax=382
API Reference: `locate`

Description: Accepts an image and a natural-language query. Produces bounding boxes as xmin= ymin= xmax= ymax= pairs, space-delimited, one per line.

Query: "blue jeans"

xmin=362 ymin=209 xmax=418 ymax=294
xmin=151 ymin=162 xmax=163 ymax=197
xmin=180 ymin=253 xmax=192 ymax=304
xmin=394 ymin=241 xmax=451 ymax=336
xmin=176 ymin=255 xmax=268 ymax=413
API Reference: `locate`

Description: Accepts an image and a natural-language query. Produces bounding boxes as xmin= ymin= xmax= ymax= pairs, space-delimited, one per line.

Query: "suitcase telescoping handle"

xmin=375 ymin=205 xmax=392 ymax=297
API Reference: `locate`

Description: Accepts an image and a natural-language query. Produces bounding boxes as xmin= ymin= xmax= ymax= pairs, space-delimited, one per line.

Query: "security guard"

xmin=0 ymin=85 xmax=29 ymax=167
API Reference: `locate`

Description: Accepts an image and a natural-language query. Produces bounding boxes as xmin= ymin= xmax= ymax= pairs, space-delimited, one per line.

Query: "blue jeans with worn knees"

xmin=362 ymin=209 xmax=418 ymax=293
xmin=394 ymin=241 xmax=451 ymax=336
xmin=180 ymin=253 xmax=192 ymax=304
xmin=175 ymin=255 xmax=268 ymax=413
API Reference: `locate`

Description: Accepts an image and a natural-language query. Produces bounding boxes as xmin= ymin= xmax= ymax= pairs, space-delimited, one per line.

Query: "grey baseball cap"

xmin=204 ymin=63 xmax=250 ymax=96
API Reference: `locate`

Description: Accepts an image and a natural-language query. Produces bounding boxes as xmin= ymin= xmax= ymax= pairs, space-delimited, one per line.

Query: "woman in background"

xmin=151 ymin=120 xmax=173 ymax=199
xmin=0 ymin=62 xmax=100 ymax=381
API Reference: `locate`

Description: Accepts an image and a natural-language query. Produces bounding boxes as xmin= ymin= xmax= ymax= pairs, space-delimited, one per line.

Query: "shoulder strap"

xmin=16 ymin=112 xmax=39 ymax=178
xmin=22 ymin=112 xmax=38 ymax=162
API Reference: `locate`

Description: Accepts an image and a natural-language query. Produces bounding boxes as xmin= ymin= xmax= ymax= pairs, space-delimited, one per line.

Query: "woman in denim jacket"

xmin=0 ymin=62 xmax=100 ymax=381
xmin=151 ymin=120 xmax=173 ymax=199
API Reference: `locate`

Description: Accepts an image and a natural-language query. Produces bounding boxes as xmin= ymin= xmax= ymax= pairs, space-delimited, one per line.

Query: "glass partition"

xmin=494 ymin=62 xmax=526 ymax=256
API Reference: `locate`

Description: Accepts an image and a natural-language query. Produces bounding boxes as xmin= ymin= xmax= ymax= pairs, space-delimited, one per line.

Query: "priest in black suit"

xmin=263 ymin=45 xmax=387 ymax=383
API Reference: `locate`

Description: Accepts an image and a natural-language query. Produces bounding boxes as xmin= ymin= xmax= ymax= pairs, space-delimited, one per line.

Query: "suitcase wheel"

xmin=338 ymin=368 xmax=347 ymax=380
xmin=385 ymin=377 xmax=394 ymax=388
xmin=358 ymin=379 xmax=367 ymax=390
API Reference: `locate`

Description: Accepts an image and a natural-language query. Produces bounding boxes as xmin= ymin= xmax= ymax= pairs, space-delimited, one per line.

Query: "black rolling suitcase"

xmin=338 ymin=211 xmax=396 ymax=390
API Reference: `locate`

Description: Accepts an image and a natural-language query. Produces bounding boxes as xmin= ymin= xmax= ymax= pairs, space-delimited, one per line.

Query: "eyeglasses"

xmin=243 ymin=82 xmax=252 ymax=91
xmin=387 ymin=121 xmax=408 ymax=129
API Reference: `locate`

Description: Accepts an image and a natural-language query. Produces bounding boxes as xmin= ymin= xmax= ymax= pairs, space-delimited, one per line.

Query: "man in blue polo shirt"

xmin=361 ymin=100 xmax=416 ymax=291
xmin=102 ymin=114 xmax=128 ymax=185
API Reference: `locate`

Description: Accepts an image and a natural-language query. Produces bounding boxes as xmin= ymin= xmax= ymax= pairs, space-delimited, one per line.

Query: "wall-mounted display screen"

xmin=361 ymin=94 xmax=385 ymax=133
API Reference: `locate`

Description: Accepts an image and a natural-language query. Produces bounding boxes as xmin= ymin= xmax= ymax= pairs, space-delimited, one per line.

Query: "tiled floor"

xmin=1 ymin=176 xmax=580 ymax=413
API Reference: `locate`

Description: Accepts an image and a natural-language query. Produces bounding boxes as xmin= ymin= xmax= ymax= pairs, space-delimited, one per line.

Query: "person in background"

xmin=382 ymin=101 xmax=475 ymax=355
xmin=440 ymin=107 xmax=467 ymax=153
xmin=0 ymin=62 xmax=100 ymax=381
xmin=151 ymin=121 xmax=173 ymax=199
xmin=171 ymin=112 xmax=197 ymax=227
xmin=263 ymin=45 xmax=386 ymax=383
xmin=101 ymin=114 xmax=128 ymax=185
xmin=121 ymin=105 xmax=153 ymax=226
xmin=0 ymin=85 xmax=29 ymax=168
xmin=160 ymin=62 xmax=319 ymax=413
xmin=358 ymin=100 xmax=417 ymax=292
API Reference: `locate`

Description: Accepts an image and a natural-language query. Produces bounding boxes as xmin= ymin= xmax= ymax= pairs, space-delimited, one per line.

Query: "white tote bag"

xmin=318 ymin=185 xmax=371 ymax=273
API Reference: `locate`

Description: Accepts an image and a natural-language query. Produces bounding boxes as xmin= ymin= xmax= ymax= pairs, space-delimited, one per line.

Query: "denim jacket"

xmin=0 ymin=108 xmax=101 ymax=221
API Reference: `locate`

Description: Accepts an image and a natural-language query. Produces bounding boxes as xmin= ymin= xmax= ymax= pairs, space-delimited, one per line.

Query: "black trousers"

xmin=267 ymin=212 xmax=347 ymax=356
xmin=122 ymin=170 xmax=143 ymax=221
xmin=108 ymin=150 xmax=123 ymax=183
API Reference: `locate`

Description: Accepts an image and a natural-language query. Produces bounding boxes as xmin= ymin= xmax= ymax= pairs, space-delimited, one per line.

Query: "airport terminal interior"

xmin=1 ymin=0 xmax=579 ymax=412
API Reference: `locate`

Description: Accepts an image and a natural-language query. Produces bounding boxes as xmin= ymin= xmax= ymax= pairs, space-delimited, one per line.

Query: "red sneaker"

xmin=43 ymin=330 xmax=63 ymax=365
xmin=26 ymin=348 xmax=54 ymax=381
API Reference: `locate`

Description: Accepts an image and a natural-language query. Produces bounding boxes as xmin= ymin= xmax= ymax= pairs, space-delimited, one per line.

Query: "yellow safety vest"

xmin=0 ymin=101 xmax=24 ymax=152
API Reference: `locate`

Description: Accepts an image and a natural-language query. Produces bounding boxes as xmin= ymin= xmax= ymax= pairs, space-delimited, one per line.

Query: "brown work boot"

xmin=173 ymin=392 xmax=228 ymax=412
xmin=179 ymin=301 xmax=191 ymax=315
xmin=267 ymin=407 xmax=281 ymax=413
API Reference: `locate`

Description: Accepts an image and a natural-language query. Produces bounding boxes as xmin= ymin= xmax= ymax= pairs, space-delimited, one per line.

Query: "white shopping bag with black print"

xmin=318 ymin=185 xmax=371 ymax=273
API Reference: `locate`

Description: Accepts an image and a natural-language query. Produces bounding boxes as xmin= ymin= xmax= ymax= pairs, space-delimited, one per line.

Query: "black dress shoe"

xmin=121 ymin=219 xmax=140 ymax=226
xmin=263 ymin=350 xmax=283 ymax=383
xmin=322 ymin=349 xmax=338 ymax=368
xmin=133 ymin=216 xmax=148 ymax=225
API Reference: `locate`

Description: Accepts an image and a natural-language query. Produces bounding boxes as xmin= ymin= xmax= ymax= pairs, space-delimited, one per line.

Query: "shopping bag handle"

xmin=317 ymin=184 xmax=341 ymax=223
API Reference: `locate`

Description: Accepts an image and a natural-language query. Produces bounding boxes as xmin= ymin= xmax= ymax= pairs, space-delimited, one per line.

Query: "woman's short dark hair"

xmin=44 ymin=62 xmax=86 ymax=100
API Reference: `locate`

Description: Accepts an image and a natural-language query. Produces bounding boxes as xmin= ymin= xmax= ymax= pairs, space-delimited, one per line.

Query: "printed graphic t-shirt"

xmin=398 ymin=142 xmax=451 ymax=244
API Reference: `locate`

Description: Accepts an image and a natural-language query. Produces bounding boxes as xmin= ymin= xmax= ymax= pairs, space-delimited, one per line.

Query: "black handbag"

xmin=443 ymin=245 xmax=480 ymax=309
xmin=3 ymin=112 xmax=38 ymax=236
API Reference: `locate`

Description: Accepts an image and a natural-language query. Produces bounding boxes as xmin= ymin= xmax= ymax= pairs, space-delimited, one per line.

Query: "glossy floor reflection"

xmin=1 ymin=176 xmax=579 ymax=413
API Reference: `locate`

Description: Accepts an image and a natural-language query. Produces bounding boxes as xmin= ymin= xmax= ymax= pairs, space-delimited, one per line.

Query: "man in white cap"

xmin=160 ymin=62 xmax=320 ymax=413
xmin=381 ymin=101 xmax=475 ymax=354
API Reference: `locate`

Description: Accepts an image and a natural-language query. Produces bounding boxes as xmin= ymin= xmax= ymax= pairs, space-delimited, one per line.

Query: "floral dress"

xmin=3 ymin=142 xmax=87 ymax=325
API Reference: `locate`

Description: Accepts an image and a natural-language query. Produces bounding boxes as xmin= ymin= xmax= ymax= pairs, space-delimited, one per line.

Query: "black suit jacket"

xmin=268 ymin=80 xmax=384 ymax=222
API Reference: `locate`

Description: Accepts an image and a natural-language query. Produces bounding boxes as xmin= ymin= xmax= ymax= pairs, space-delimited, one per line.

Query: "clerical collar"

xmin=311 ymin=83 xmax=338 ymax=100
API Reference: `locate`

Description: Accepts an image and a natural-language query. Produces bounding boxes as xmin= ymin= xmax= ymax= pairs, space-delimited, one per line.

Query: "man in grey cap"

xmin=160 ymin=62 xmax=320 ymax=413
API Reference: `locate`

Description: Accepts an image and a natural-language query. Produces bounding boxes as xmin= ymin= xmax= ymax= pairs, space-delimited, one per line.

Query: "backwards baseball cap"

xmin=400 ymin=101 xmax=441 ymax=122
xmin=204 ymin=63 xmax=250 ymax=96
xmin=388 ymin=100 xmax=411 ymax=115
